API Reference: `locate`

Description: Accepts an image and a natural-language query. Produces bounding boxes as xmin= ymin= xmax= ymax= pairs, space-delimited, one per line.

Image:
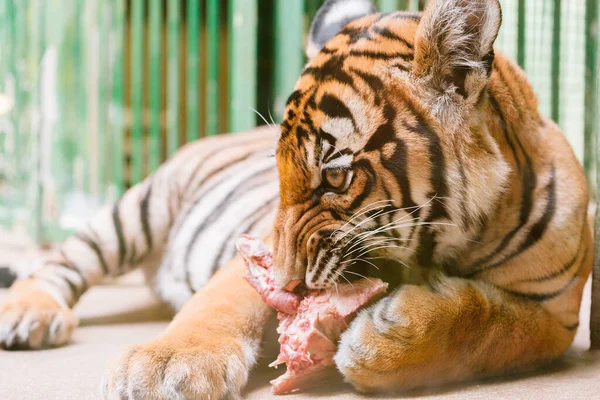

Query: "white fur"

xmin=323 ymin=154 xmax=353 ymax=170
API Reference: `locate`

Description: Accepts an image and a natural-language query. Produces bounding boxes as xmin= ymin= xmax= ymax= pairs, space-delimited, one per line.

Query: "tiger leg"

xmin=335 ymin=275 xmax=577 ymax=393
xmin=103 ymin=247 xmax=273 ymax=400
xmin=0 ymin=170 xmax=176 ymax=349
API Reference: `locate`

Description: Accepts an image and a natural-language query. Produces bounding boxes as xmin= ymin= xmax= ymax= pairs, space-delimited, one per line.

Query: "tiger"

xmin=0 ymin=0 xmax=592 ymax=398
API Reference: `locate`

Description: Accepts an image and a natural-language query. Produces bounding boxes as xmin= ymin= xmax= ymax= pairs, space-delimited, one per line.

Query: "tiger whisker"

xmin=340 ymin=196 xmax=438 ymax=247
xmin=340 ymin=257 xmax=381 ymax=270
xmin=333 ymin=206 xmax=399 ymax=245
xmin=338 ymin=272 xmax=356 ymax=290
xmin=343 ymin=237 xmax=407 ymax=258
xmin=343 ymin=270 xmax=375 ymax=284
xmin=342 ymin=227 xmax=416 ymax=253
xmin=250 ymin=107 xmax=273 ymax=128
xmin=329 ymin=200 xmax=395 ymax=239
xmin=363 ymin=256 xmax=412 ymax=269
xmin=341 ymin=216 xmax=420 ymax=248
xmin=349 ymin=244 xmax=413 ymax=261
xmin=267 ymin=104 xmax=278 ymax=126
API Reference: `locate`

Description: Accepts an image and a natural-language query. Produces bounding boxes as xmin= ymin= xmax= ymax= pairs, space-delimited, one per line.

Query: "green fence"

xmin=0 ymin=0 xmax=598 ymax=243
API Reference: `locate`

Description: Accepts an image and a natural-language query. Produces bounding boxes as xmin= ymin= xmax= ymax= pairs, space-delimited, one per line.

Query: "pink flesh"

xmin=237 ymin=235 xmax=388 ymax=394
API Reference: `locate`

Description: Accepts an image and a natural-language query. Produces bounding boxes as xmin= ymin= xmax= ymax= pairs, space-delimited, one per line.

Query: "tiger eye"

xmin=324 ymin=169 xmax=347 ymax=189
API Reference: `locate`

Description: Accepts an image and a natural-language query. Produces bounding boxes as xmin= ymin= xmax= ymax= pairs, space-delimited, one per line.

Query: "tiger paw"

xmin=0 ymin=279 xmax=78 ymax=350
xmin=102 ymin=336 xmax=253 ymax=400
xmin=335 ymin=279 xmax=485 ymax=392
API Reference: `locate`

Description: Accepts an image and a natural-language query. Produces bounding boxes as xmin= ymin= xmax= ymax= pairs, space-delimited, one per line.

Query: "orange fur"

xmin=0 ymin=0 xmax=591 ymax=398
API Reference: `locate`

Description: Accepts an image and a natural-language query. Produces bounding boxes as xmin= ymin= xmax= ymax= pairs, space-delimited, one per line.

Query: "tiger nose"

xmin=283 ymin=279 xmax=303 ymax=293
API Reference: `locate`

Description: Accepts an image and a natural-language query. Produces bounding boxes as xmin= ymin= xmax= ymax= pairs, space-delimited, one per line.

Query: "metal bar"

xmin=273 ymin=0 xmax=304 ymax=120
xmin=584 ymin=0 xmax=599 ymax=186
xmin=551 ymin=0 xmax=562 ymax=124
xmin=205 ymin=0 xmax=220 ymax=136
xmin=130 ymin=0 xmax=144 ymax=184
xmin=228 ymin=0 xmax=258 ymax=132
xmin=29 ymin=0 xmax=43 ymax=242
xmin=97 ymin=0 xmax=109 ymax=195
xmin=110 ymin=0 xmax=126 ymax=193
xmin=0 ymin=0 xmax=9 ymax=217
xmin=76 ymin=1 xmax=89 ymax=193
xmin=187 ymin=0 xmax=200 ymax=143
xmin=148 ymin=0 xmax=162 ymax=172
xmin=167 ymin=0 xmax=180 ymax=155
xmin=586 ymin=0 xmax=600 ymax=350
xmin=517 ymin=0 xmax=526 ymax=68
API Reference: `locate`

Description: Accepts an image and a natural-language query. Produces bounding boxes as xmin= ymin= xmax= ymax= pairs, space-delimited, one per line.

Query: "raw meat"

xmin=237 ymin=235 xmax=388 ymax=394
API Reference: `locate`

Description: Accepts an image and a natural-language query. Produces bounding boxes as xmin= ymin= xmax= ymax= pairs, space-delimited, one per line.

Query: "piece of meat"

xmin=237 ymin=235 xmax=388 ymax=394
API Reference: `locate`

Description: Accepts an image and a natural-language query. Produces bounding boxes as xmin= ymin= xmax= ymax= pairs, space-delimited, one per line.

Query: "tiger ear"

xmin=413 ymin=0 xmax=501 ymax=104
xmin=306 ymin=0 xmax=377 ymax=59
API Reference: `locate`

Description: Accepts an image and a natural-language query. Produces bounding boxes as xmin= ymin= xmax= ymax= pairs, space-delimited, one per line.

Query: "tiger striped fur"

xmin=0 ymin=0 xmax=592 ymax=398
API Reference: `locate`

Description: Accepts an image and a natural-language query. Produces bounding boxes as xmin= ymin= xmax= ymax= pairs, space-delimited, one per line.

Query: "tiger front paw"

xmin=335 ymin=278 xmax=487 ymax=393
xmin=0 ymin=279 xmax=78 ymax=350
xmin=102 ymin=336 xmax=254 ymax=400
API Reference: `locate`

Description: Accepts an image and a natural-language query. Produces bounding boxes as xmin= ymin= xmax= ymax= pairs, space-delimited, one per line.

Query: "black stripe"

xmin=350 ymin=68 xmax=384 ymax=106
xmin=349 ymin=49 xmax=413 ymax=61
xmin=0 ymin=266 xmax=16 ymax=288
xmin=173 ymin=151 xmax=259 ymax=234
xmin=319 ymin=93 xmax=355 ymax=124
xmin=74 ymin=233 xmax=109 ymax=275
xmin=349 ymin=158 xmax=376 ymax=211
xmin=489 ymin=92 xmax=522 ymax=171
xmin=183 ymin=166 xmax=275 ymax=288
xmin=519 ymin=224 xmax=587 ymax=283
xmin=211 ymin=195 xmax=279 ymax=273
xmin=112 ymin=203 xmax=126 ymax=271
xmin=302 ymin=54 xmax=354 ymax=87
xmin=34 ymin=274 xmax=78 ymax=301
xmin=311 ymin=238 xmax=335 ymax=284
xmin=469 ymin=165 xmax=556 ymax=276
xmin=505 ymin=274 xmax=577 ymax=302
xmin=286 ymin=89 xmax=303 ymax=107
xmin=402 ymin=109 xmax=449 ymax=266
xmin=390 ymin=11 xmax=421 ymax=22
xmin=465 ymin=94 xmax=537 ymax=273
xmin=55 ymin=250 xmax=89 ymax=292
xmin=372 ymin=26 xmax=413 ymax=49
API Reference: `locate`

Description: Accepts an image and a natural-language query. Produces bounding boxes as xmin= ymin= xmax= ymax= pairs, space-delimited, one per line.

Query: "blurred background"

xmin=0 ymin=0 xmax=598 ymax=246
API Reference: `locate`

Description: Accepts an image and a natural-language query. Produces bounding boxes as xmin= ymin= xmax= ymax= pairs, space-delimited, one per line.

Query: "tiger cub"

xmin=0 ymin=0 xmax=591 ymax=398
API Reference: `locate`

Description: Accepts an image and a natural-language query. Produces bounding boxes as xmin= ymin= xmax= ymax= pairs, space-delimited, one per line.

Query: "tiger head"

xmin=273 ymin=0 xmax=510 ymax=290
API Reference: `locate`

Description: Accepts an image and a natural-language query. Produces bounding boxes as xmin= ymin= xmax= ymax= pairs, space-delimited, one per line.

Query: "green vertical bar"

xmin=550 ymin=0 xmax=561 ymax=124
xmin=584 ymin=0 xmax=599 ymax=184
xmin=130 ymin=0 xmax=144 ymax=184
xmin=587 ymin=0 xmax=600 ymax=350
xmin=409 ymin=0 xmax=420 ymax=11
xmin=111 ymin=0 xmax=125 ymax=193
xmin=517 ymin=0 xmax=526 ymax=68
xmin=205 ymin=0 xmax=220 ymax=136
xmin=167 ymin=0 xmax=180 ymax=155
xmin=97 ymin=0 xmax=109 ymax=195
xmin=228 ymin=0 xmax=258 ymax=132
xmin=76 ymin=1 xmax=89 ymax=193
xmin=148 ymin=0 xmax=162 ymax=171
xmin=274 ymin=0 xmax=304 ymax=120
xmin=187 ymin=0 xmax=200 ymax=142
xmin=29 ymin=0 xmax=43 ymax=241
